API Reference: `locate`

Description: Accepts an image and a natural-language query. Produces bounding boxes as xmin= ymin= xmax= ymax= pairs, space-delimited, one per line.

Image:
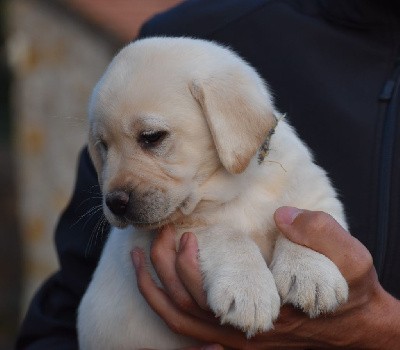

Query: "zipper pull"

xmin=380 ymin=54 xmax=400 ymax=101
xmin=379 ymin=79 xmax=395 ymax=101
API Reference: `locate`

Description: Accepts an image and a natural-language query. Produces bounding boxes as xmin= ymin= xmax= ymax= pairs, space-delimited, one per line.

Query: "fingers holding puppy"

xmin=134 ymin=225 xmax=209 ymax=319
xmin=175 ymin=231 xmax=209 ymax=311
xmin=132 ymin=246 xmax=246 ymax=349
xmin=132 ymin=208 xmax=397 ymax=349
xmin=150 ymin=226 xmax=198 ymax=313
xmin=274 ymin=207 xmax=374 ymax=287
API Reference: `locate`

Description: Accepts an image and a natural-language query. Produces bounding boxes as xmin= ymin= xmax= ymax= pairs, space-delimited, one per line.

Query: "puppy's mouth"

xmin=109 ymin=203 xmax=185 ymax=230
xmin=132 ymin=216 xmax=175 ymax=230
xmin=128 ymin=209 xmax=183 ymax=230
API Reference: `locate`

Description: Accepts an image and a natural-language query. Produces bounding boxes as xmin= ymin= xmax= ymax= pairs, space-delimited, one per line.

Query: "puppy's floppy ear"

xmin=189 ymin=66 xmax=276 ymax=174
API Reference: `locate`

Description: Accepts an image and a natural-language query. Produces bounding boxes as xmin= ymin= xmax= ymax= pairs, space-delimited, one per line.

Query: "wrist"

xmin=374 ymin=289 xmax=400 ymax=348
xmin=359 ymin=287 xmax=400 ymax=349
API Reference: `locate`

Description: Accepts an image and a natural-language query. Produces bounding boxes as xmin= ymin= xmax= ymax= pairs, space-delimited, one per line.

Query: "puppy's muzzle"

xmin=105 ymin=188 xmax=174 ymax=227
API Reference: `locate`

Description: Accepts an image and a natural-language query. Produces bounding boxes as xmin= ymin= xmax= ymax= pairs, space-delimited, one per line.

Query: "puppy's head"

xmin=88 ymin=37 xmax=276 ymax=228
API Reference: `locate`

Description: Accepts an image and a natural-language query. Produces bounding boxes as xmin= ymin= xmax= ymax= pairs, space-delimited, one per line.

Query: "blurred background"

xmin=0 ymin=0 xmax=181 ymax=348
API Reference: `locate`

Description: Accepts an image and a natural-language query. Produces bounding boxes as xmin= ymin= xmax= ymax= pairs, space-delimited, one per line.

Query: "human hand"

xmin=132 ymin=207 xmax=400 ymax=349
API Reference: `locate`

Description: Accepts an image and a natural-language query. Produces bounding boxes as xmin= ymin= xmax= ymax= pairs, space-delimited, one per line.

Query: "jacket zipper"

xmin=376 ymin=54 xmax=400 ymax=278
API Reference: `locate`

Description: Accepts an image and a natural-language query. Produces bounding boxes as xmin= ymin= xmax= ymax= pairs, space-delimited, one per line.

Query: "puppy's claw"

xmin=272 ymin=248 xmax=348 ymax=318
xmin=207 ymin=268 xmax=280 ymax=337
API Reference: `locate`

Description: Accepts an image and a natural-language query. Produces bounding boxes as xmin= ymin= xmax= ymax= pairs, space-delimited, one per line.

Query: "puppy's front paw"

xmin=271 ymin=244 xmax=348 ymax=317
xmin=205 ymin=267 xmax=280 ymax=338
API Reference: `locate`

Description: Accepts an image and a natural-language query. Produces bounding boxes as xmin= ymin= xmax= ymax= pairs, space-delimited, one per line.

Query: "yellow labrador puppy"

xmin=78 ymin=37 xmax=348 ymax=349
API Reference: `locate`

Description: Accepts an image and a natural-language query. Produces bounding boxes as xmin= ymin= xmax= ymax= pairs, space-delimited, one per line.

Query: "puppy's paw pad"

xmin=206 ymin=270 xmax=280 ymax=337
xmin=271 ymin=252 xmax=348 ymax=317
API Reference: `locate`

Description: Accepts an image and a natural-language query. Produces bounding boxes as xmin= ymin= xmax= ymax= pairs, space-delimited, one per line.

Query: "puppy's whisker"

xmin=70 ymin=205 xmax=103 ymax=228
xmin=85 ymin=215 xmax=109 ymax=257
xmin=81 ymin=207 xmax=105 ymax=232
xmin=266 ymin=160 xmax=287 ymax=172
xmin=75 ymin=196 xmax=103 ymax=211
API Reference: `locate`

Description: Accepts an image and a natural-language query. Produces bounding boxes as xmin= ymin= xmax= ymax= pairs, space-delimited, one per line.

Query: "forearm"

xmin=344 ymin=284 xmax=400 ymax=349
xmin=369 ymin=289 xmax=400 ymax=349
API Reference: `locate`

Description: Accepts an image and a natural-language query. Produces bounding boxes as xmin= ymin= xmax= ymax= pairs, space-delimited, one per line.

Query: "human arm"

xmin=132 ymin=207 xmax=400 ymax=349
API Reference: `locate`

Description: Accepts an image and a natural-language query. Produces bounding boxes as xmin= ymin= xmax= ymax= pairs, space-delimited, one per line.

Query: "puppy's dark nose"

xmin=106 ymin=190 xmax=130 ymax=216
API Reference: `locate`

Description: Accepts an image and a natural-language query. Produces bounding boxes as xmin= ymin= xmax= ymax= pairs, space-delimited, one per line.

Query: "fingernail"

xmin=131 ymin=248 xmax=141 ymax=268
xmin=179 ymin=232 xmax=190 ymax=252
xmin=276 ymin=206 xmax=302 ymax=225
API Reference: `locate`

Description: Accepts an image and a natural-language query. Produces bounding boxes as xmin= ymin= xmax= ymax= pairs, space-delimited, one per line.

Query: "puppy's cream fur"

xmin=78 ymin=37 xmax=348 ymax=349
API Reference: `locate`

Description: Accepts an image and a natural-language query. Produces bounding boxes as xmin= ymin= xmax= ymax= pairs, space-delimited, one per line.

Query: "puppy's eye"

xmin=139 ymin=130 xmax=168 ymax=148
xmin=96 ymin=139 xmax=108 ymax=153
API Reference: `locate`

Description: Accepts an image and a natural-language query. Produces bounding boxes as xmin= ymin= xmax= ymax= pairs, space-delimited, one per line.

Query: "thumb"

xmin=273 ymin=206 xmax=349 ymax=249
xmin=273 ymin=206 xmax=371 ymax=279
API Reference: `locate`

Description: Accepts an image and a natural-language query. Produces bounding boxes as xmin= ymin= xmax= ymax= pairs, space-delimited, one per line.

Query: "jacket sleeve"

xmin=16 ymin=147 xmax=108 ymax=350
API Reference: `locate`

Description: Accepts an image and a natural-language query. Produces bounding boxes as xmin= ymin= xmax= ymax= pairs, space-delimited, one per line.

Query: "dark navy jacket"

xmin=17 ymin=0 xmax=400 ymax=348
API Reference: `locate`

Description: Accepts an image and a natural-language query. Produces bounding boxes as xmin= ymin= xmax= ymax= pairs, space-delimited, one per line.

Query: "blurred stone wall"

xmin=7 ymin=0 xmax=116 ymax=313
